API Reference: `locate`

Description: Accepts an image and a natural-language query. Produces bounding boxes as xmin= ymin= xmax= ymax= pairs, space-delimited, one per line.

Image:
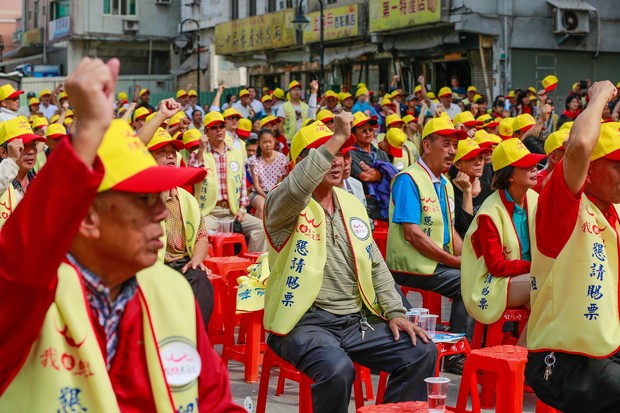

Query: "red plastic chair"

xmin=372 ymin=228 xmax=388 ymax=259
xmin=206 ymin=274 xmax=227 ymax=346
xmin=455 ymin=345 xmax=528 ymax=413
xmin=400 ymin=286 xmax=445 ymax=325
xmin=239 ymin=251 xmax=264 ymax=263
xmin=471 ymin=308 xmax=530 ymax=349
xmin=208 ymin=232 xmax=248 ymax=257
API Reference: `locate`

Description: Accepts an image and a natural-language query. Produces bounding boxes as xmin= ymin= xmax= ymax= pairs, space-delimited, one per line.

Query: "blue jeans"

xmin=267 ymin=306 xmax=437 ymax=413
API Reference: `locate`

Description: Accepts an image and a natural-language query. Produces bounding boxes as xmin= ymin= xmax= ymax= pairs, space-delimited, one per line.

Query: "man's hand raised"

xmin=64 ymin=57 xmax=120 ymax=166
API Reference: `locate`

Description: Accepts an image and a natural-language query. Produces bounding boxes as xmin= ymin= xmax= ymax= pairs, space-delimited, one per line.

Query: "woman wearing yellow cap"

xmin=461 ymin=138 xmax=545 ymax=343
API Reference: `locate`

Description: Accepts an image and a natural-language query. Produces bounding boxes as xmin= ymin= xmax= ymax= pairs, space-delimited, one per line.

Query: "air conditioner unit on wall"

xmin=156 ymin=0 xmax=171 ymax=4
xmin=553 ymin=8 xmax=590 ymax=35
xmin=123 ymin=19 xmax=139 ymax=33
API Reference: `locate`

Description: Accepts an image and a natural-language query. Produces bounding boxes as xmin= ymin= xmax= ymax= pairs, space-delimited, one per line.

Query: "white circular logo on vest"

xmin=160 ymin=340 xmax=202 ymax=387
xmin=349 ymin=217 xmax=370 ymax=241
xmin=395 ymin=161 xmax=405 ymax=171
xmin=230 ymin=161 xmax=240 ymax=172
xmin=448 ymin=197 xmax=455 ymax=214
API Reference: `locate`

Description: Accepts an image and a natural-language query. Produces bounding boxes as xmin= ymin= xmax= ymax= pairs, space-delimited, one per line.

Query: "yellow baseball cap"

xmin=182 ymin=129 xmax=202 ymax=150
xmin=97 ymin=120 xmax=205 ymax=193
xmin=117 ymin=92 xmax=128 ymax=101
xmin=301 ymin=118 xmax=315 ymax=128
xmin=290 ymin=120 xmax=355 ymax=165
xmin=147 ymin=127 xmax=185 ymax=151
xmin=454 ymin=138 xmax=491 ymax=163
xmin=384 ymin=128 xmax=406 ymax=157
xmin=169 ymin=111 xmax=187 ymax=127
xmin=498 ymin=117 xmax=515 ymax=140
xmin=0 ymin=116 xmax=46 ymax=146
xmin=474 ymin=129 xmax=501 ymax=148
xmin=390 ymin=90 xmax=403 ymax=98
xmin=32 ymin=116 xmax=49 ymax=130
xmin=145 ymin=112 xmax=168 ymax=126
xmin=188 ymin=89 xmax=198 ymax=97
xmin=272 ymin=88 xmax=285 ymax=100
xmin=386 ymin=113 xmax=404 ymax=128
xmin=513 ymin=113 xmax=536 ymax=134
xmin=427 ymin=92 xmax=436 ymax=100
xmin=39 ymin=89 xmax=52 ymax=97
xmin=237 ymin=118 xmax=252 ymax=138
xmin=477 ymin=114 xmax=500 ymax=129
xmin=453 ymin=111 xmax=482 ymax=127
xmin=422 ymin=115 xmax=467 ymax=140
xmin=176 ymin=89 xmax=188 ymax=99
xmin=352 ymin=112 xmax=378 ymax=129
xmin=260 ymin=94 xmax=273 ymax=103
xmin=414 ymin=85 xmax=422 ymax=94
xmin=132 ymin=107 xmax=150 ymax=122
xmin=324 ymin=90 xmax=339 ymax=100
xmin=616 ymin=82 xmax=620 ymax=89
xmin=467 ymin=86 xmax=477 ymax=93
xmin=357 ymin=83 xmax=367 ymax=89
xmin=0 ymin=84 xmax=23 ymax=101
xmin=65 ymin=109 xmax=75 ymax=118
xmin=223 ymin=107 xmax=242 ymax=119
xmin=339 ymin=92 xmax=353 ymax=102
xmin=527 ymin=86 xmax=537 ymax=94
xmin=355 ymin=87 xmax=369 ymax=98
xmin=491 ymin=138 xmax=545 ymax=171
xmin=63 ymin=117 xmax=73 ymax=127
xmin=402 ymin=114 xmax=417 ymax=124
xmin=590 ymin=122 xmax=620 ymax=162
xmin=139 ymin=88 xmax=150 ymax=97
xmin=28 ymin=97 xmax=40 ymax=106
xmin=204 ymin=111 xmax=226 ymax=128
xmin=46 ymin=123 xmax=67 ymax=139
xmin=239 ymin=88 xmax=250 ymax=98
xmin=380 ymin=97 xmax=393 ymax=107
xmin=28 ymin=115 xmax=39 ymax=124
xmin=542 ymin=75 xmax=558 ymax=92
xmin=544 ymin=129 xmax=570 ymax=155
xmin=58 ymin=91 xmax=68 ymax=101
xmin=559 ymin=121 xmax=574 ymax=131
xmin=316 ymin=110 xmax=335 ymax=124
xmin=438 ymin=87 xmax=452 ymax=97
xmin=288 ymin=81 xmax=301 ymax=91
xmin=259 ymin=114 xmax=282 ymax=128
xmin=506 ymin=90 xmax=515 ymax=98
xmin=50 ymin=114 xmax=61 ymax=124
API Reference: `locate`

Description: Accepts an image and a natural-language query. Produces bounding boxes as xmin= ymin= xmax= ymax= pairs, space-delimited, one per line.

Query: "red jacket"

xmin=0 ymin=139 xmax=244 ymax=412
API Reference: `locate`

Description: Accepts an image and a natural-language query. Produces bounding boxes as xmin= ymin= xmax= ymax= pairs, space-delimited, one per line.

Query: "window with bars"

xmin=231 ymin=0 xmax=239 ymax=19
xmin=267 ymin=0 xmax=276 ymax=12
xmin=248 ymin=0 xmax=257 ymax=16
xmin=103 ymin=0 xmax=136 ymax=16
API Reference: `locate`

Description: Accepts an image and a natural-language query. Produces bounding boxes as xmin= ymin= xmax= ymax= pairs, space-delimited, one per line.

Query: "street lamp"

xmin=292 ymin=0 xmax=324 ymax=93
xmin=177 ymin=19 xmax=201 ymax=98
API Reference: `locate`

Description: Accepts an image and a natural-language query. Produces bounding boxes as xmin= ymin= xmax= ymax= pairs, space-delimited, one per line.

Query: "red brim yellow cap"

xmin=148 ymin=139 xmax=185 ymax=152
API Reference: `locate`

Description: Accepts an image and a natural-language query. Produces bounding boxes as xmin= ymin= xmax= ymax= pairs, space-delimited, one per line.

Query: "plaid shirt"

xmin=66 ymin=254 xmax=138 ymax=369
xmin=206 ymin=142 xmax=249 ymax=208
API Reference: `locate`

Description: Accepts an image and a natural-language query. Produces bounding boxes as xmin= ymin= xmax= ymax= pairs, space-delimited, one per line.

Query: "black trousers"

xmin=167 ymin=257 xmax=214 ymax=330
xmin=267 ymin=306 xmax=437 ymax=413
xmin=525 ymin=350 xmax=620 ymax=413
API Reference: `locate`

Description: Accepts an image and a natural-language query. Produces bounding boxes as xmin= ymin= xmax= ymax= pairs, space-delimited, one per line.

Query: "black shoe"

xmin=442 ymin=354 xmax=466 ymax=375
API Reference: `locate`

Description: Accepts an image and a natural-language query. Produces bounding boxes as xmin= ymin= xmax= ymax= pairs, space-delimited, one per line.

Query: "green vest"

xmin=264 ymin=188 xmax=383 ymax=335
xmin=194 ymin=147 xmax=245 ymax=215
xmin=282 ymin=101 xmax=309 ymax=140
xmin=0 ymin=262 xmax=199 ymax=412
xmin=528 ymin=197 xmax=620 ymax=357
xmin=387 ymin=162 xmax=455 ymax=275
xmin=462 ymin=190 xmax=538 ymax=324
xmin=159 ymin=187 xmax=203 ymax=262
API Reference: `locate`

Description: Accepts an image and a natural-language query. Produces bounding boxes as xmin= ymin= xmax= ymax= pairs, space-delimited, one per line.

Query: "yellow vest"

xmin=528 ymin=197 xmax=620 ymax=357
xmin=0 ymin=184 xmax=17 ymax=229
xmin=159 ymin=187 xmax=203 ymax=262
xmin=225 ymin=132 xmax=247 ymax=161
xmin=281 ymin=101 xmax=309 ymax=140
xmin=387 ymin=162 xmax=455 ymax=275
xmin=194 ymin=147 xmax=245 ymax=215
xmin=264 ymin=188 xmax=384 ymax=335
xmin=0 ymin=262 xmax=199 ymax=412
xmin=462 ymin=190 xmax=538 ymax=324
xmin=392 ymin=141 xmax=418 ymax=171
xmin=33 ymin=149 xmax=47 ymax=173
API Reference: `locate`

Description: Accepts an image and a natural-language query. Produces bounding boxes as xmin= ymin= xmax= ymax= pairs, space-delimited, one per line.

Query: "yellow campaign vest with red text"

xmin=282 ymin=101 xmax=309 ymax=140
xmin=0 ymin=262 xmax=199 ymax=412
xmin=264 ymin=187 xmax=383 ymax=335
xmin=387 ymin=162 xmax=455 ymax=275
xmin=194 ymin=147 xmax=244 ymax=216
xmin=159 ymin=187 xmax=203 ymax=262
xmin=462 ymin=190 xmax=538 ymax=324
xmin=528 ymin=197 xmax=620 ymax=357
xmin=0 ymin=185 xmax=16 ymax=229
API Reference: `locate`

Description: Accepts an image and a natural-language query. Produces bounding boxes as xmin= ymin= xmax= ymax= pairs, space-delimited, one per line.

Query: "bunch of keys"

xmin=543 ymin=352 xmax=556 ymax=380
xmin=360 ymin=313 xmax=374 ymax=340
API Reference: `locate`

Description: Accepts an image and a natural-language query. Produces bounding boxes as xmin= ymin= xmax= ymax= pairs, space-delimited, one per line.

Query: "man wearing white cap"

xmin=0 ymin=84 xmax=23 ymax=122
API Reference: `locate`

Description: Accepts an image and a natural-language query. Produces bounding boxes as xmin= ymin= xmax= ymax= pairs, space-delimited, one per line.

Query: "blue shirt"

xmin=392 ymin=162 xmax=451 ymax=246
xmin=351 ymin=101 xmax=382 ymax=127
xmin=504 ymin=189 xmax=531 ymax=261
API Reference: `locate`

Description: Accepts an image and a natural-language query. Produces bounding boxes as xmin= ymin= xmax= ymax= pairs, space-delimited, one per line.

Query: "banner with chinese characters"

xmin=215 ymin=9 xmax=296 ymax=55
xmin=369 ymin=0 xmax=441 ymax=32
xmin=303 ymin=4 xmax=360 ymax=44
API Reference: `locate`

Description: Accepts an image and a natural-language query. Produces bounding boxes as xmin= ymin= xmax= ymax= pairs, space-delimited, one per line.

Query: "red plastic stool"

xmin=204 ymin=256 xmax=252 ymax=282
xmin=357 ymin=401 xmax=453 ymax=412
xmin=239 ymin=251 xmax=264 ymax=263
xmin=471 ymin=308 xmax=530 ymax=349
xmin=353 ymin=365 xmax=375 ymax=407
xmin=208 ymin=232 xmax=248 ymax=257
xmin=455 ymin=345 xmax=528 ymax=413
xmin=206 ymin=274 xmax=227 ymax=346
xmin=536 ymin=400 xmax=562 ymax=413
xmin=372 ymin=229 xmax=388 ymax=259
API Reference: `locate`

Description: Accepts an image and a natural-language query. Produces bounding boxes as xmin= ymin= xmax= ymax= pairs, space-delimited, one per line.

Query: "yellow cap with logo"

xmin=28 ymin=97 xmax=40 ymax=106
xmin=0 ymin=116 xmax=46 ymax=145
xmin=188 ymin=89 xmax=198 ymax=97
xmin=422 ymin=115 xmax=467 ymax=140
xmin=183 ymin=129 xmax=202 ymax=150
xmin=402 ymin=114 xmax=417 ymax=124
xmin=0 ymin=84 xmax=23 ymax=101
xmin=223 ymin=108 xmax=242 ymax=119
xmin=237 ymin=118 xmax=252 ymax=138
xmin=542 ymin=75 xmax=558 ymax=92
xmin=272 ymin=88 xmax=285 ymax=100
xmin=513 ymin=114 xmax=536 ymax=134
xmin=474 ymin=129 xmax=501 ymax=148
xmin=498 ymin=117 xmax=515 ymax=140
xmin=384 ymin=128 xmax=406 ymax=158
xmin=176 ymin=89 xmax=188 ymax=99
xmin=544 ymin=129 xmax=570 ymax=155
xmin=97 ymin=119 xmax=205 ymax=192
xmin=590 ymin=122 xmax=620 ymax=162
xmin=352 ymin=111 xmax=378 ymax=129
xmin=259 ymin=115 xmax=282 ymax=128
xmin=316 ymin=110 xmax=335 ymax=124
xmin=287 ymin=81 xmax=301 ymax=91
xmin=39 ymin=89 xmax=52 ymax=97
xmin=132 ymin=107 xmax=150 ymax=122
xmin=46 ymin=123 xmax=67 ymax=139
xmin=438 ymin=87 xmax=452 ymax=97
xmin=453 ymin=111 xmax=481 ymax=127
xmin=491 ymin=138 xmax=545 ymax=171
xmin=32 ymin=116 xmax=49 ymax=130
xmin=238 ymin=89 xmax=250 ymax=98
xmin=204 ymin=111 xmax=226 ymax=127
xmin=117 ymin=92 xmax=128 ymax=101
xmin=355 ymin=87 xmax=369 ymax=98
xmin=58 ymin=91 xmax=69 ymax=101
xmin=139 ymin=88 xmax=150 ymax=97
xmin=147 ymin=127 xmax=185 ymax=151
xmin=454 ymin=137 xmax=491 ymax=163
xmin=169 ymin=111 xmax=187 ymax=127
xmin=386 ymin=113 xmax=404 ymax=128
xmin=559 ymin=121 xmax=573 ymax=131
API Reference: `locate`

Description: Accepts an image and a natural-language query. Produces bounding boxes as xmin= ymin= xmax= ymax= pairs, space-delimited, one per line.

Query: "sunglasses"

xmin=209 ymin=124 xmax=226 ymax=130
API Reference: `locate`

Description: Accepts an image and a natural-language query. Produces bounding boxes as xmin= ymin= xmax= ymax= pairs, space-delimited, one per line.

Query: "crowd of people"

xmin=1 ymin=57 xmax=619 ymax=413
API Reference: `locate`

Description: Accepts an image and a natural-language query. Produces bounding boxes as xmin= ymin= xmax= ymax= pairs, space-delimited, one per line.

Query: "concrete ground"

xmin=226 ymin=292 xmax=538 ymax=412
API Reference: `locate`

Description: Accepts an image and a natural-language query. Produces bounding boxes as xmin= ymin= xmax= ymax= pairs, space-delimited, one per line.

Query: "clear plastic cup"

xmin=405 ymin=308 xmax=429 ymax=324
xmin=218 ymin=219 xmax=235 ymax=233
xmin=418 ymin=314 xmax=438 ymax=339
xmin=425 ymin=376 xmax=450 ymax=413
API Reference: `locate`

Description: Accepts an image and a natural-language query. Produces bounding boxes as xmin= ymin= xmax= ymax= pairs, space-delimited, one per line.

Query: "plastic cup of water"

xmin=405 ymin=308 xmax=429 ymax=324
xmin=418 ymin=314 xmax=438 ymax=340
xmin=218 ymin=219 xmax=235 ymax=233
xmin=425 ymin=376 xmax=450 ymax=413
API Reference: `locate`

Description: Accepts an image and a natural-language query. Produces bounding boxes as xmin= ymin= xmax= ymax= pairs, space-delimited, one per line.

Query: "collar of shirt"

xmin=502 ymin=189 xmax=525 ymax=216
xmin=0 ymin=107 xmax=17 ymax=115
xmin=418 ymin=157 xmax=444 ymax=185
xmin=206 ymin=141 xmax=233 ymax=154
xmin=12 ymin=170 xmax=36 ymax=194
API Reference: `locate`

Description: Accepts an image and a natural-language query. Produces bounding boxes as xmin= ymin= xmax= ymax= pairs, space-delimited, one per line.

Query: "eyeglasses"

xmin=358 ymin=128 xmax=374 ymax=134
xmin=209 ymin=124 xmax=226 ymax=130
xmin=136 ymin=192 xmax=163 ymax=207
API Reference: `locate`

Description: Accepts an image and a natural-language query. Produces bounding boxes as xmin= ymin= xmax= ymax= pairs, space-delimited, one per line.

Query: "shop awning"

xmin=171 ymin=50 xmax=209 ymax=75
xmin=545 ymin=0 xmax=596 ymax=11
xmin=323 ymin=43 xmax=378 ymax=65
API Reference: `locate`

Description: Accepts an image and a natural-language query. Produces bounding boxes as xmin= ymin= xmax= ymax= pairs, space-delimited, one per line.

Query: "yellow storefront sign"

xmin=22 ymin=28 xmax=42 ymax=46
xmin=215 ymin=9 xmax=296 ymax=55
xmin=369 ymin=0 xmax=441 ymax=32
xmin=303 ymin=4 xmax=359 ymax=44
